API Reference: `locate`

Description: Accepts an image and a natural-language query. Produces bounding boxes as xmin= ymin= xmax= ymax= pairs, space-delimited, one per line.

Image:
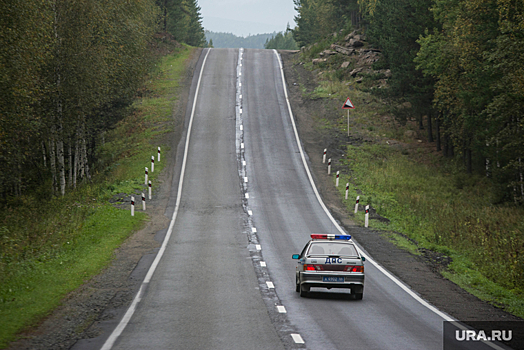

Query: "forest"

xmin=0 ymin=0 xmax=206 ymax=201
xmin=293 ymin=0 xmax=524 ymax=204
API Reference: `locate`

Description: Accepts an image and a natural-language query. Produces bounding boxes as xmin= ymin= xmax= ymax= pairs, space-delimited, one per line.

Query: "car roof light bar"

xmin=310 ymin=234 xmax=351 ymax=240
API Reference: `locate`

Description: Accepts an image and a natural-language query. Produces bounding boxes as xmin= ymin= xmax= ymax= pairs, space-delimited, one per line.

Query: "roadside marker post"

xmin=145 ymin=167 xmax=148 ymax=185
xmin=151 ymin=156 xmax=154 ymax=172
xmin=142 ymin=193 xmax=146 ymax=211
xmin=336 ymin=171 xmax=340 ymax=186
xmin=323 ymin=149 xmax=327 ymax=163
xmin=345 ymin=183 xmax=349 ymax=199
xmin=354 ymin=195 xmax=359 ymax=214
xmin=158 ymin=147 xmax=161 ymax=162
xmin=131 ymin=196 xmax=135 ymax=216
xmin=365 ymin=205 xmax=369 ymax=228
xmin=328 ymin=159 xmax=331 ymax=175
xmin=148 ymin=181 xmax=152 ymax=200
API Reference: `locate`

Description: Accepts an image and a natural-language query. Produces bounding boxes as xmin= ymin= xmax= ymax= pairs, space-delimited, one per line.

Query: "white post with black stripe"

xmin=151 ymin=156 xmax=155 ymax=172
xmin=142 ymin=193 xmax=146 ymax=211
xmin=354 ymin=195 xmax=359 ymax=214
xmin=328 ymin=159 xmax=331 ymax=175
xmin=158 ymin=147 xmax=161 ymax=162
xmin=148 ymin=180 xmax=152 ymax=200
xmin=345 ymin=183 xmax=349 ymax=199
xmin=145 ymin=167 xmax=148 ymax=185
xmin=365 ymin=205 xmax=370 ymax=228
xmin=131 ymin=196 xmax=135 ymax=216
xmin=323 ymin=149 xmax=327 ymax=163
xmin=336 ymin=171 xmax=340 ymax=186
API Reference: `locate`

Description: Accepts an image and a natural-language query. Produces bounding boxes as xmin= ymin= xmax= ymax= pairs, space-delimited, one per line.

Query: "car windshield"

xmin=307 ymin=242 xmax=358 ymax=257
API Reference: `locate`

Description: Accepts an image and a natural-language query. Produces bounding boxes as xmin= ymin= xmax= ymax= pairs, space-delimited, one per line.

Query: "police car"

xmin=292 ymin=234 xmax=365 ymax=299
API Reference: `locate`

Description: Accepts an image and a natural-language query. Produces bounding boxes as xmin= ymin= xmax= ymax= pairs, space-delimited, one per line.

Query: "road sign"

xmin=342 ymin=97 xmax=355 ymax=109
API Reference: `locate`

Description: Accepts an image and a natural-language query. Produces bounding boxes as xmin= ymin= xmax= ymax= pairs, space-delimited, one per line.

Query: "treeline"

xmin=264 ymin=26 xmax=299 ymax=50
xmin=0 ymin=0 xmax=205 ymax=200
xmin=204 ymin=31 xmax=276 ymax=49
xmin=293 ymin=0 xmax=524 ymax=204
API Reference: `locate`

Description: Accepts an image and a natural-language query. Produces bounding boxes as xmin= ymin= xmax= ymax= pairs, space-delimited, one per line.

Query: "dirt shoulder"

xmin=5 ymin=48 xmax=202 ymax=350
xmin=279 ymin=49 xmax=521 ymax=323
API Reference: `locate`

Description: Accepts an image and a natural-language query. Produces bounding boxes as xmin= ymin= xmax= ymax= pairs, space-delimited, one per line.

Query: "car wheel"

xmin=295 ymin=276 xmax=300 ymax=292
xmin=299 ymin=283 xmax=309 ymax=297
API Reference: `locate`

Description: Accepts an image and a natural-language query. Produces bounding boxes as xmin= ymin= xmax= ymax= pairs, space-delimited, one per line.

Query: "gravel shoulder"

xmin=279 ymin=49 xmax=521 ymax=323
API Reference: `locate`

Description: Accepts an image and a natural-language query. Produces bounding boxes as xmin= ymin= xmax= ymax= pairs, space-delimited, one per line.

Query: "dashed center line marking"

xmin=245 ymin=193 xmax=249 ymax=198
xmin=240 ymin=125 xmax=243 ymax=131
xmin=241 ymin=143 xmax=244 ymax=149
xmin=260 ymin=261 xmax=266 ymax=267
xmin=266 ymin=281 xmax=275 ymax=289
xmin=252 ymin=227 xmax=257 ymax=233
xmin=244 ymin=177 xmax=248 ymax=183
xmin=240 ymin=108 xmax=242 ymax=114
xmin=291 ymin=334 xmax=305 ymax=344
xmin=239 ymin=82 xmax=242 ymax=87
xmin=243 ymin=160 xmax=246 ymax=166
xmin=276 ymin=305 xmax=287 ymax=313
xmin=247 ymin=210 xmax=252 ymax=215
xmin=255 ymin=244 xmax=261 ymax=251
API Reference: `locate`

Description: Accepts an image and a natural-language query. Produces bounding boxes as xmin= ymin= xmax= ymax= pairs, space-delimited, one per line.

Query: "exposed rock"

xmin=319 ymin=49 xmax=337 ymax=57
xmin=345 ymin=30 xmax=357 ymax=41
xmin=349 ymin=39 xmax=365 ymax=47
xmin=331 ymin=44 xmax=354 ymax=56
xmin=341 ymin=61 xmax=350 ymax=69
xmin=349 ymin=67 xmax=364 ymax=77
xmin=312 ymin=58 xmax=327 ymax=65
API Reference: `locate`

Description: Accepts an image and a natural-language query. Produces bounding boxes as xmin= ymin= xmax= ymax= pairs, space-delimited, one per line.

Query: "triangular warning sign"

xmin=342 ymin=97 xmax=355 ymax=109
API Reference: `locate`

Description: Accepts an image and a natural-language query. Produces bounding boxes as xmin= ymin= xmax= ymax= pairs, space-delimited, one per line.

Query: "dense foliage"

xmin=293 ymin=0 xmax=524 ymax=204
xmin=204 ymin=31 xmax=277 ymax=49
xmin=0 ymin=0 xmax=205 ymax=200
xmin=264 ymin=26 xmax=299 ymax=50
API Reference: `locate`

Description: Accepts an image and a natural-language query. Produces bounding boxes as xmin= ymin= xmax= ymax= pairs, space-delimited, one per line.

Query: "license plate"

xmin=323 ymin=276 xmax=344 ymax=283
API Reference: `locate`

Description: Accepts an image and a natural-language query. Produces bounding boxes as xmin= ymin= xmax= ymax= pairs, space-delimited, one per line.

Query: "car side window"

xmin=299 ymin=243 xmax=309 ymax=258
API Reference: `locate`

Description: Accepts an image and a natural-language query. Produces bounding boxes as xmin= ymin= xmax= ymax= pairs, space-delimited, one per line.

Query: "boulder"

xmin=312 ymin=58 xmax=327 ymax=65
xmin=319 ymin=50 xmax=336 ymax=57
xmin=332 ymin=44 xmax=354 ymax=56
xmin=341 ymin=61 xmax=350 ymax=69
xmin=349 ymin=67 xmax=363 ymax=77
xmin=349 ymin=39 xmax=365 ymax=47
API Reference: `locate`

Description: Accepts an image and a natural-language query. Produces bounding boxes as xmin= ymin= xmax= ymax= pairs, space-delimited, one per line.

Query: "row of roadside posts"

xmin=323 ymin=147 xmax=369 ymax=228
xmin=131 ymin=147 xmax=160 ymax=216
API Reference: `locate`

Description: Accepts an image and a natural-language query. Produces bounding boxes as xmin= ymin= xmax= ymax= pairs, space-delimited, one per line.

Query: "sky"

xmin=197 ymin=0 xmax=297 ymax=37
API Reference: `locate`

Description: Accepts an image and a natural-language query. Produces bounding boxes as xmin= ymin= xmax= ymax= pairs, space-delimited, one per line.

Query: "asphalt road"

xmin=102 ymin=48 xmax=452 ymax=350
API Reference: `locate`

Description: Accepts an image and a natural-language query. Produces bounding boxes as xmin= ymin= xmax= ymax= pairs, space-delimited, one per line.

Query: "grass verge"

xmin=0 ymin=44 xmax=196 ymax=347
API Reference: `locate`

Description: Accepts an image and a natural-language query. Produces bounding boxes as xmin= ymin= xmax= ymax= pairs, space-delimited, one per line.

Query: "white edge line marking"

xmin=247 ymin=209 xmax=252 ymax=215
xmin=252 ymin=227 xmax=257 ymax=233
xmin=260 ymin=261 xmax=266 ymax=266
xmin=272 ymin=49 xmax=455 ymax=323
xmin=291 ymin=334 xmax=305 ymax=344
xmin=255 ymin=244 xmax=261 ymax=251
xmin=266 ymin=281 xmax=275 ymax=288
xmin=245 ymin=193 xmax=249 ymax=198
xmin=100 ymin=48 xmax=212 ymax=350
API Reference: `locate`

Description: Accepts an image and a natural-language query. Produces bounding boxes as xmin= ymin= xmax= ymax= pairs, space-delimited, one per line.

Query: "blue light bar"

xmin=311 ymin=234 xmax=352 ymax=240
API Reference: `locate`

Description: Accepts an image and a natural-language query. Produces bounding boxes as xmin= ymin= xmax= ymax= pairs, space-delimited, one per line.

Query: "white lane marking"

xmin=240 ymin=108 xmax=243 ymax=114
xmin=255 ymin=244 xmax=261 ymax=251
xmin=276 ymin=305 xmax=287 ymax=313
xmin=291 ymin=334 xmax=305 ymax=344
xmin=101 ymin=49 xmax=212 ymax=350
xmin=240 ymin=125 xmax=243 ymax=131
xmin=245 ymin=193 xmax=249 ymax=198
xmin=243 ymin=160 xmax=246 ymax=166
xmin=272 ymin=49 xmax=455 ymax=323
xmin=266 ymin=281 xmax=275 ymax=289
xmin=248 ymin=209 xmax=252 ymax=215
xmin=244 ymin=177 xmax=248 ymax=183
xmin=240 ymin=94 xmax=242 ymax=99
xmin=252 ymin=227 xmax=257 ymax=233
xmin=260 ymin=261 xmax=266 ymax=267
xmin=241 ymin=143 xmax=244 ymax=149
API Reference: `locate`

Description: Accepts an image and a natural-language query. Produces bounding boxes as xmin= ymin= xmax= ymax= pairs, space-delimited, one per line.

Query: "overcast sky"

xmin=198 ymin=0 xmax=297 ymax=37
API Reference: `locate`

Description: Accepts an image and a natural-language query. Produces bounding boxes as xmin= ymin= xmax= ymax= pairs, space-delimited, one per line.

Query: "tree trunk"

xmin=73 ymin=130 xmax=79 ymax=188
xmin=427 ymin=114 xmax=433 ymax=142
xmin=435 ymin=113 xmax=441 ymax=151
xmin=68 ymin=140 xmax=72 ymax=188
xmin=419 ymin=114 xmax=424 ymax=130
xmin=49 ymin=128 xmax=57 ymax=193
xmin=466 ymin=148 xmax=472 ymax=174
xmin=42 ymin=141 xmax=47 ymax=168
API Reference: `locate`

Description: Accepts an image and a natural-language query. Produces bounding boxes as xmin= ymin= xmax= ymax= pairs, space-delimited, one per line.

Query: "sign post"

xmin=342 ymin=97 xmax=355 ymax=137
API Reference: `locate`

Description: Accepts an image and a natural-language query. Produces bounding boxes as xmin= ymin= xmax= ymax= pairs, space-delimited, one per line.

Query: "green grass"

xmin=0 ymin=45 xmax=197 ymax=347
